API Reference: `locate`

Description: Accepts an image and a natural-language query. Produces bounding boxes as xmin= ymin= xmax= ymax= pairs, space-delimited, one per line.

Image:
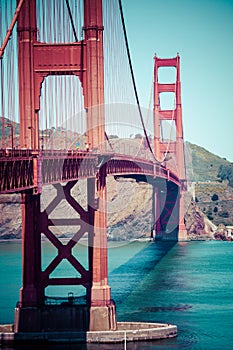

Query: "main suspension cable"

xmin=118 ymin=0 xmax=157 ymax=162
xmin=65 ymin=0 xmax=79 ymax=42
xmin=0 ymin=0 xmax=24 ymax=59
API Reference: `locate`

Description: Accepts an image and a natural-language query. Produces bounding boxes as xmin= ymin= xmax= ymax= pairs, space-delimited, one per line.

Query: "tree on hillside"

xmin=108 ymin=135 xmax=119 ymax=139
xmin=211 ymin=194 xmax=219 ymax=201
xmin=218 ymin=164 xmax=233 ymax=187
xmin=134 ymin=133 xmax=142 ymax=139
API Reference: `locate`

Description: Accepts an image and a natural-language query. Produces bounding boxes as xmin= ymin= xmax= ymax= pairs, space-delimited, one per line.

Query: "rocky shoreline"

xmin=1 ymin=228 xmax=232 ymax=243
xmin=0 ymin=190 xmax=232 ymax=242
xmin=1 ymin=141 xmax=233 ymax=242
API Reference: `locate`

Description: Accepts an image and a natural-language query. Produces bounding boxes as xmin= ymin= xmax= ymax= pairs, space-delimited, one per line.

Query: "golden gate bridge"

xmin=0 ymin=0 xmax=186 ymax=338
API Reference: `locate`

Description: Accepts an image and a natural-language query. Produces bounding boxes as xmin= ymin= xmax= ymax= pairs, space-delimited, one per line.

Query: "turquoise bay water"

xmin=0 ymin=240 xmax=233 ymax=349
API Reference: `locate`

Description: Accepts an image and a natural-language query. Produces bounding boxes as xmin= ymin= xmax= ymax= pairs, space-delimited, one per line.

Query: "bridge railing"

xmin=0 ymin=148 xmax=92 ymax=158
xmin=0 ymin=153 xmax=34 ymax=193
xmin=0 ymin=148 xmax=180 ymax=194
xmin=0 ymin=148 xmax=33 ymax=158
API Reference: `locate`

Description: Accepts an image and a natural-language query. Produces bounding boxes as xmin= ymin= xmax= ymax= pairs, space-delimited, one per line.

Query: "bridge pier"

xmin=152 ymin=184 xmax=163 ymax=240
xmin=87 ymin=174 xmax=117 ymax=331
xmin=14 ymin=190 xmax=43 ymax=333
xmin=152 ymin=180 xmax=187 ymax=241
xmin=178 ymin=190 xmax=188 ymax=241
xmin=19 ymin=191 xmax=43 ymax=307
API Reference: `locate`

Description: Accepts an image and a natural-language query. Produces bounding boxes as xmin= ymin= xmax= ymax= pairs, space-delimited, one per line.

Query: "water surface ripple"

xmin=0 ymin=240 xmax=233 ymax=349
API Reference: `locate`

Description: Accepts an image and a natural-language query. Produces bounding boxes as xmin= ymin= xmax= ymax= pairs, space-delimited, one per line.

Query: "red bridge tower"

xmin=153 ymin=54 xmax=187 ymax=241
xmin=15 ymin=0 xmax=116 ymax=332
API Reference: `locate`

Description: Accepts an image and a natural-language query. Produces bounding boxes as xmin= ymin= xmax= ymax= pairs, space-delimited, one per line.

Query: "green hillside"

xmin=185 ymin=142 xmax=233 ymax=226
xmin=185 ymin=141 xmax=232 ymax=182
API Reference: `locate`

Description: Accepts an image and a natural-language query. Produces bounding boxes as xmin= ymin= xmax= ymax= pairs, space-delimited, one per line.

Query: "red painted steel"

xmin=1 ymin=0 xmax=187 ymax=333
xmin=20 ymin=191 xmax=42 ymax=307
xmin=39 ymin=181 xmax=90 ymax=293
xmin=0 ymin=151 xmax=181 ymax=194
xmin=15 ymin=0 xmax=115 ymax=330
xmin=83 ymin=0 xmax=105 ymax=150
xmin=83 ymin=0 xmax=110 ymax=310
xmin=154 ymin=54 xmax=186 ymax=177
xmin=17 ymin=0 xmax=38 ymax=149
xmin=154 ymin=54 xmax=187 ymax=238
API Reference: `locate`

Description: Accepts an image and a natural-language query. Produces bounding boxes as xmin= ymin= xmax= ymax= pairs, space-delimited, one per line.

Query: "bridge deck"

xmin=0 ymin=149 xmax=180 ymax=194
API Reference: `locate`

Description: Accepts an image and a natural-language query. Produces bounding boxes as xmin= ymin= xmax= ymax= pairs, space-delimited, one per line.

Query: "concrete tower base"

xmin=89 ymin=302 xmax=117 ymax=331
xmin=14 ymin=302 xmax=117 ymax=333
xmin=178 ymin=223 xmax=188 ymax=241
xmin=14 ymin=305 xmax=90 ymax=333
xmin=178 ymin=229 xmax=188 ymax=241
xmin=0 ymin=321 xmax=177 ymax=345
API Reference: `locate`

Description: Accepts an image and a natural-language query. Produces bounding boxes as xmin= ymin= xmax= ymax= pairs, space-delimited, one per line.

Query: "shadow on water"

xmin=109 ymin=240 xmax=177 ymax=306
xmin=4 ymin=242 xmax=233 ymax=350
xmin=0 ymin=241 xmax=177 ymax=350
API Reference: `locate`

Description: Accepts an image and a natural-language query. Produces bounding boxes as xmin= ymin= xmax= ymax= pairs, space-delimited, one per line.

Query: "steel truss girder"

xmin=0 ymin=157 xmax=33 ymax=193
xmin=0 ymin=152 xmax=181 ymax=194
xmin=40 ymin=181 xmax=90 ymax=291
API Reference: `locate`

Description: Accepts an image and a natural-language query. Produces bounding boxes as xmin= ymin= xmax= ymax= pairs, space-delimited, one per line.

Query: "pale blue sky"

xmin=122 ymin=0 xmax=233 ymax=162
xmin=1 ymin=0 xmax=232 ymax=161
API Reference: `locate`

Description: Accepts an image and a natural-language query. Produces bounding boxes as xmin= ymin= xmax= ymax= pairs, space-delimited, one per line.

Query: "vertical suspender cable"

xmin=0 ymin=59 xmax=5 ymax=148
